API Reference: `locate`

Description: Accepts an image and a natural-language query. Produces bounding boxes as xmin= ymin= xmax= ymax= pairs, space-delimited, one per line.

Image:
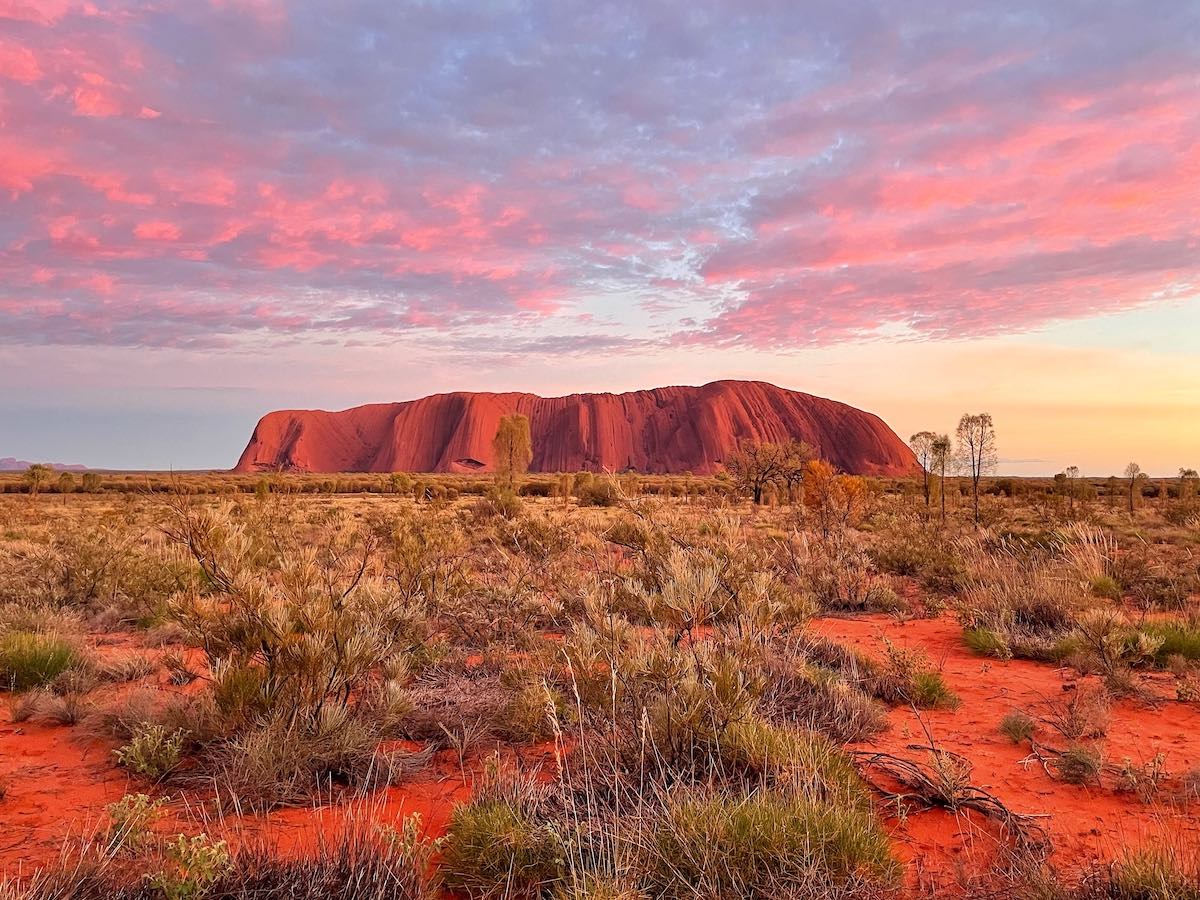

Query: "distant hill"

xmin=0 ymin=458 xmax=87 ymax=472
xmin=236 ymin=380 xmax=919 ymax=477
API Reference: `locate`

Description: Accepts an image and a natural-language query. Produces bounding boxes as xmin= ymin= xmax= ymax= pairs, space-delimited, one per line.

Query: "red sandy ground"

xmin=813 ymin=614 xmax=1200 ymax=892
xmin=2 ymin=615 xmax=1198 ymax=894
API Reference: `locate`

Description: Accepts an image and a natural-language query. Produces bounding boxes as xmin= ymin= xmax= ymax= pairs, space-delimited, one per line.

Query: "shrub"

xmin=999 ymin=710 xmax=1036 ymax=744
xmin=577 ymin=479 xmax=620 ymax=507
xmin=1102 ymin=847 xmax=1200 ymax=899
xmin=3 ymin=822 xmax=442 ymax=899
xmin=717 ymin=718 xmax=869 ymax=802
xmin=40 ymin=692 xmax=90 ymax=726
xmin=497 ymin=680 xmax=570 ymax=743
xmin=0 ymin=632 xmax=77 ymax=691
xmin=910 ymin=671 xmax=960 ymax=710
xmin=114 ymin=723 xmax=187 ymax=780
xmin=1054 ymin=745 xmax=1103 ymax=785
xmin=207 ymin=715 xmax=427 ymax=810
xmin=1140 ymin=621 xmax=1200 ymax=667
xmin=1089 ymin=575 xmax=1122 ymax=600
xmin=473 ymin=487 xmax=523 ymax=520
xmin=760 ymin=661 xmax=888 ymax=743
xmin=963 ymin=627 xmax=1011 ymax=659
xmin=149 ymin=833 xmax=232 ymax=900
xmin=106 ymin=792 xmax=167 ymax=853
xmin=1043 ymin=684 xmax=1110 ymax=741
xmin=552 ymin=876 xmax=647 ymax=900
xmin=642 ymin=786 xmax=898 ymax=898
xmin=441 ymin=796 xmax=564 ymax=898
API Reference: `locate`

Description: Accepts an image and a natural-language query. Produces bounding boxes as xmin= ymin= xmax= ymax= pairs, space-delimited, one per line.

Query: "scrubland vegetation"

xmin=0 ymin=460 xmax=1198 ymax=898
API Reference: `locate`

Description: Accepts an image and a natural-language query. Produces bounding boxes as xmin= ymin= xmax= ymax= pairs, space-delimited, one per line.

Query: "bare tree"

xmin=1124 ymin=461 xmax=1142 ymax=515
xmin=779 ymin=440 xmax=816 ymax=504
xmin=725 ymin=441 xmax=790 ymax=505
xmin=931 ymin=434 xmax=952 ymax=522
xmin=909 ymin=431 xmax=938 ymax=509
xmin=955 ymin=413 xmax=997 ymax=525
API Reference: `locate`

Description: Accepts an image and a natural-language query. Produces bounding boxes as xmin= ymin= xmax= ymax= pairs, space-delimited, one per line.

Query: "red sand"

xmin=234 ymin=380 xmax=919 ymax=477
xmin=2 ymin=615 xmax=1196 ymax=893
xmin=813 ymin=614 xmax=1200 ymax=890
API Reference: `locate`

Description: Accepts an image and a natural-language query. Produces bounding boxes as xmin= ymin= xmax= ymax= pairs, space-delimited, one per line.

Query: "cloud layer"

xmin=1 ymin=0 xmax=1197 ymax=351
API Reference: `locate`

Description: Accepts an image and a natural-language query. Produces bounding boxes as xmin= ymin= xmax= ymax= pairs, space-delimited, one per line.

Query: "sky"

xmin=1 ymin=0 xmax=1197 ymax=475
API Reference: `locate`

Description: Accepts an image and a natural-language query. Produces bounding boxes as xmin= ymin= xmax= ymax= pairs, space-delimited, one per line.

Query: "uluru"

xmin=235 ymin=380 xmax=918 ymax=477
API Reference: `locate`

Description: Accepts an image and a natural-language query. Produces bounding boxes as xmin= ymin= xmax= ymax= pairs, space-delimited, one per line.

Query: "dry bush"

xmin=1052 ymin=745 xmax=1104 ymax=785
xmin=779 ymin=530 xmax=903 ymax=614
xmin=0 ymin=819 xmax=441 ymax=900
xmin=154 ymin=498 xmax=433 ymax=805
xmin=1040 ymin=683 xmax=1111 ymax=741
xmin=867 ymin=515 xmax=966 ymax=594
xmin=957 ymin=545 xmax=1081 ymax=662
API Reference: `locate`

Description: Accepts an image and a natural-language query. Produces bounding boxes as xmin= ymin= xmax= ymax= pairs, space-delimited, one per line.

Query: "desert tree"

xmin=779 ymin=439 xmax=816 ymax=503
xmin=803 ymin=459 xmax=872 ymax=538
xmin=56 ymin=471 xmax=76 ymax=499
xmin=492 ymin=414 xmax=533 ymax=488
xmin=1180 ymin=467 xmax=1198 ymax=502
xmin=23 ymin=463 xmax=52 ymax=499
xmin=1124 ymin=461 xmax=1143 ymax=515
xmin=955 ymin=413 xmax=997 ymax=525
xmin=931 ymin=434 xmax=951 ymax=522
xmin=909 ymin=431 xmax=938 ymax=509
xmin=1064 ymin=465 xmax=1080 ymax=516
xmin=724 ymin=440 xmax=791 ymax=505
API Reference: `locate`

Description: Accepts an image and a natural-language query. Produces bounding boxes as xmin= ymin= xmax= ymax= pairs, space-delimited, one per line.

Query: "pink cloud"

xmin=0 ymin=1 xmax=1196 ymax=355
xmin=134 ymin=221 xmax=182 ymax=241
xmin=0 ymin=40 xmax=42 ymax=83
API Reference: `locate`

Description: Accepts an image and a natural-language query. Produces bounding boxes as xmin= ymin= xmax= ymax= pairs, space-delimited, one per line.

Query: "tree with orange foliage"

xmin=802 ymin=459 xmax=872 ymax=537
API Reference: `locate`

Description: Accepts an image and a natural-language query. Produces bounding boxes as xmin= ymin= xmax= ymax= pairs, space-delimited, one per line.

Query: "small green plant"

xmin=0 ymin=632 xmax=76 ymax=691
xmin=106 ymin=792 xmax=167 ymax=853
xmin=441 ymin=796 xmax=565 ymax=897
xmin=114 ymin=724 xmax=186 ymax=780
xmin=148 ymin=833 xmax=231 ymax=900
xmin=1089 ymin=575 xmax=1122 ymax=600
xmin=376 ymin=813 xmax=446 ymax=884
xmin=963 ymin=627 xmax=1012 ymax=660
xmin=1107 ymin=847 xmax=1200 ymax=898
xmin=645 ymin=786 xmax=899 ymax=897
xmin=909 ymin=670 xmax=960 ymax=709
xmin=998 ymin=709 xmax=1036 ymax=744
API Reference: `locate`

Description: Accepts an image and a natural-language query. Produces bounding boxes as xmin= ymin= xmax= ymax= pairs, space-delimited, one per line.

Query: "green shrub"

xmin=999 ymin=709 xmax=1036 ymax=744
xmin=910 ymin=671 xmax=960 ymax=709
xmin=114 ymin=723 xmax=186 ymax=779
xmin=1089 ymin=575 xmax=1122 ymax=600
xmin=1140 ymin=621 xmax=1200 ymax=667
xmin=106 ymin=792 xmax=167 ymax=853
xmin=149 ymin=833 xmax=232 ymax=900
xmin=577 ymin=479 xmax=620 ymax=507
xmin=0 ymin=632 xmax=77 ymax=691
xmin=717 ymin=718 xmax=869 ymax=804
xmin=441 ymin=797 xmax=565 ymax=898
xmin=497 ymin=681 xmax=570 ymax=743
xmin=1104 ymin=847 xmax=1200 ymax=899
xmin=963 ymin=627 xmax=1011 ymax=659
xmin=643 ymin=786 xmax=898 ymax=898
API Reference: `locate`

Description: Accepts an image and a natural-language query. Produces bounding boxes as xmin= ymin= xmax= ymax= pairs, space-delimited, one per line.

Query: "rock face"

xmin=234 ymin=380 xmax=918 ymax=476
